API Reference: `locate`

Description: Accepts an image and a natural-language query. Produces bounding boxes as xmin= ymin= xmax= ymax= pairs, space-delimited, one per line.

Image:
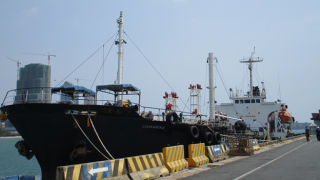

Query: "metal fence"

xmin=228 ymin=137 xmax=254 ymax=156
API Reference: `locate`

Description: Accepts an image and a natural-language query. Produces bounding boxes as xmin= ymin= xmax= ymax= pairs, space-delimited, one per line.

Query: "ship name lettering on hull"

xmin=240 ymin=115 xmax=256 ymax=118
xmin=98 ymin=107 xmax=131 ymax=116
xmin=142 ymin=125 xmax=165 ymax=130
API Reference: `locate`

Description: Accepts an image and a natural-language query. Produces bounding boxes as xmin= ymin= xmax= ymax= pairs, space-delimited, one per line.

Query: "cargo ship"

xmin=215 ymin=48 xmax=294 ymax=140
xmin=0 ymin=12 xmax=221 ymax=180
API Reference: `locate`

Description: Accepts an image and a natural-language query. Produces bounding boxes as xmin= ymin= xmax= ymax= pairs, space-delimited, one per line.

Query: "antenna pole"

xmin=117 ymin=12 xmax=124 ymax=84
xmin=116 ymin=11 xmax=124 ymax=101
xmin=208 ymin=53 xmax=215 ymax=121
xmin=240 ymin=47 xmax=263 ymax=97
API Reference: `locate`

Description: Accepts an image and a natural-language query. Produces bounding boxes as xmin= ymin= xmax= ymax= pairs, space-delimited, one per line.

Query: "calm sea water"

xmin=292 ymin=129 xmax=305 ymax=134
xmin=0 ymin=138 xmax=41 ymax=178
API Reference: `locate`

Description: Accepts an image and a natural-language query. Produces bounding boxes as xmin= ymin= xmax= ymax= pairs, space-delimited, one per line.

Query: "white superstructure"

xmin=216 ymin=49 xmax=292 ymax=139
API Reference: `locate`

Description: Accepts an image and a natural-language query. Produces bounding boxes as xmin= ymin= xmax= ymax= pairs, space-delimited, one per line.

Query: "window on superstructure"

xmin=235 ymin=100 xmax=239 ymax=104
xmin=240 ymin=100 xmax=243 ymax=104
xmin=251 ymin=99 xmax=255 ymax=103
xmin=256 ymin=99 xmax=260 ymax=103
xmin=245 ymin=100 xmax=250 ymax=103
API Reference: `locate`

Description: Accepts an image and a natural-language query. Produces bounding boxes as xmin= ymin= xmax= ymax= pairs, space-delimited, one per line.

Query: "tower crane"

xmin=6 ymin=57 xmax=21 ymax=82
xmin=22 ymin=52 xmax=56 ymax=66
xmin=75 ymin=77 xmax=91 ymax=86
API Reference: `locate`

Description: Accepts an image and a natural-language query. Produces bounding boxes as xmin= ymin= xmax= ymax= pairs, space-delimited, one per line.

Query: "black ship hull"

xmin=1 ymin=103 xmax=218 ymax=180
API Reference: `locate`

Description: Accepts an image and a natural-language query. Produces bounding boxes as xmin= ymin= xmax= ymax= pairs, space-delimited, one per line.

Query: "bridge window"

xmin=256 ymin=99 xmax=260 ymax=103
xmin=251 ymin=99 xmax=255 ymax=103
xmin=240 ymin=100 xmax=243 ymax=104
xmin=245 ymin=100 xmax=250 ymax=103
xmin=235 ymin=100 xmax=239 ymax=104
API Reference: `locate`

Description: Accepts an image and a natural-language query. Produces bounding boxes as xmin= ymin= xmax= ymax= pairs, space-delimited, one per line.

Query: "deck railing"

xmin=1 ymin=87 xmax=205 ymax=123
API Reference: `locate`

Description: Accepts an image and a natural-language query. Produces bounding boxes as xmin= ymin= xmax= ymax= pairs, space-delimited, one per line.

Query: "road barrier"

xmin=205 ymin=144 xmax=228 ymax=162
xmin=56 ymin=158 xmax=130 ymax=180
xmin=0 ymin=175 xmax=40 ymax=180
xmin=187 ymin=143 xmax=209 ymax=167
xmin=252 ymin=139 xmax=260 ymax=150
xmin=162 ymin=145 xmax=188 ymax=173
xmin=126 ymin=153 xmax=169 ymax=179
xmin=221 ymin=143 xmax=231 ymax=155
xmin=258 ymin=135 xmax=305 ymax=147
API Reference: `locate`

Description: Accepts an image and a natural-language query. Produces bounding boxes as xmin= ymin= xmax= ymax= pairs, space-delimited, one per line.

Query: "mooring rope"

xmin=70 ymin=113 xmax=110 ymax=160
xmin=87 ymin=113 xmax=114 ymax=159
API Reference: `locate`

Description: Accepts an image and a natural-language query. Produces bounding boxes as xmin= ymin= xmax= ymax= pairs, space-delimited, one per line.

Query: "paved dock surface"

xmin=161 ymin=136 xmax=318 ymax=180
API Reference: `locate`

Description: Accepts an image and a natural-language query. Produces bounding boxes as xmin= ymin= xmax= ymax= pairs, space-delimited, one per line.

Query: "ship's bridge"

xmin=232 ymin=97 xmax=264 ymax=104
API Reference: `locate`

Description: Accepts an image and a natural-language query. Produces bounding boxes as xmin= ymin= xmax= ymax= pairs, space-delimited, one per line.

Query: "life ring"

xmin=212 ymin=132 xmax=221 ymax=144
xmin=205 ymin=132 xmax=213 ymax=145
xmin=166 ymin=112 xmax=179 ymax=125
xmin=188 ymin=126 xmax=199 ymax=139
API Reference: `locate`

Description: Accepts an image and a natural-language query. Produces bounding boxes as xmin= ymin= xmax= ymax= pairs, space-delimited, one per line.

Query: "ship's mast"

xmin=116 ymin=11 xmax=125 ymax=100
xmin=208 ymin=53 xmax=215 ymax=121
xmin=240 ymin=47 xmax=263 ymax=97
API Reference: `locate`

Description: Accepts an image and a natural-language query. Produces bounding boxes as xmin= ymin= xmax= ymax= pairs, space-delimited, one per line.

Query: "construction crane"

xmin=75 ymin=77 xmax=91 ymax=86
xmin=22 ymin=52 xmax=56 ymax=102
xmin=7 ymin=57 xmax=21 ymax=82
xmin=22 ymin=52 xmax=56 ymax=66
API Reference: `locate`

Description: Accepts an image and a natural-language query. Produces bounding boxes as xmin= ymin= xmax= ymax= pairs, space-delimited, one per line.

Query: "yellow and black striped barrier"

xmin=258 ymin=135 xmax=304 ymax=147
xmin=162 ymin=145 xmax=188 ymax=173
xmin=56 ymin=158 xmax=129 ymax=180
xmin=205 ymin=144 xmax=228 ymax=163
xmin=187 ymin=143 xmax=209 ymax=167
xmin=126 ymin=153 xmax=169 ymax=179
xmin=252 ymin=139 xmax=260 ymax=150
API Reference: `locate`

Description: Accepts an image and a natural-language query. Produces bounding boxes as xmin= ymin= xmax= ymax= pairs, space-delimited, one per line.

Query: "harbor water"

xmin=0 ymin=137 xmax=41 ymax=178
xmin=292 ymin=129 xmax=305 ymax=134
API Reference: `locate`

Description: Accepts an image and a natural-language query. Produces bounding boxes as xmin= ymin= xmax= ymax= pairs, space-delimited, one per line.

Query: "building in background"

xmin=15 ymin=63 xmax=50 ymax=103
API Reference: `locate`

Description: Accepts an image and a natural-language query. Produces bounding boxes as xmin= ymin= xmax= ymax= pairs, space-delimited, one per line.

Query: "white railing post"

xmin=41 ymin=88 xmax=44 ymax=103
xmin=25 ymin=89 xmax=28 ymax=103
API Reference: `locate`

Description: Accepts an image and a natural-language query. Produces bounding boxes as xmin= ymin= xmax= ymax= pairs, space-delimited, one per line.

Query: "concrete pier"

xmin=160 ymin=135 xmax=316 ymax=180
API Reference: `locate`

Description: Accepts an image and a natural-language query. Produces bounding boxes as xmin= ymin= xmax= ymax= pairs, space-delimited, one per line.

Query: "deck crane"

xmin=22 ymin=53 xmax=56 ymax=101
xmin=6 ymin=57 xmax=21 ymax=82
xmin=75 ymin=77 xmax=91 ymax=86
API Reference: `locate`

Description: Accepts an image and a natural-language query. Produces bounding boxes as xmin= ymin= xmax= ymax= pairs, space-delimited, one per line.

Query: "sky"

xmin=1 ymin=0 xmax=320 ymax=123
